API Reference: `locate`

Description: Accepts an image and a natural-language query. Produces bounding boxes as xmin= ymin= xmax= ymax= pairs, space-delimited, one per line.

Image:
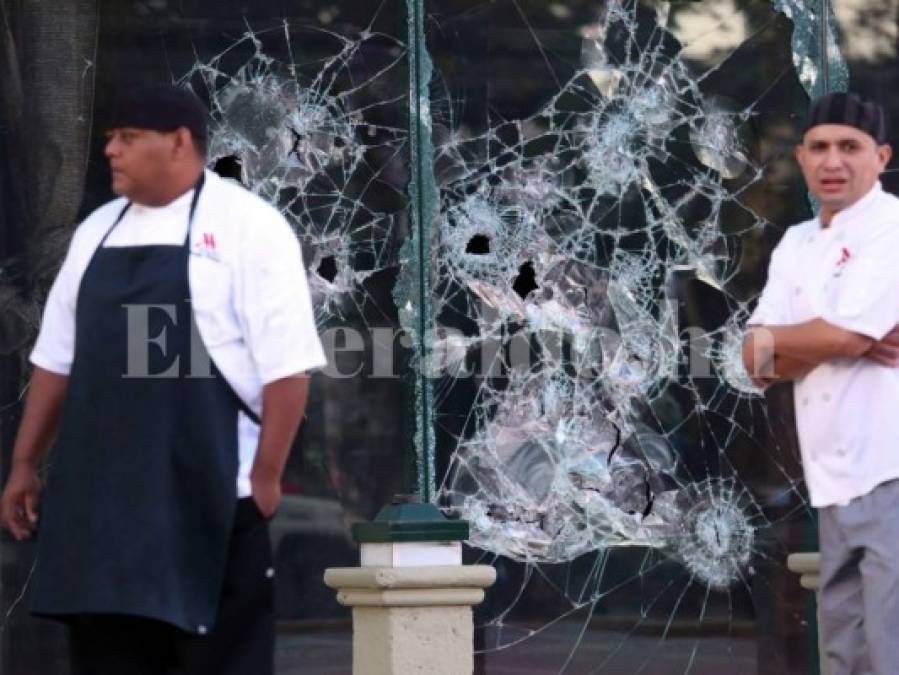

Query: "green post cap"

xmin=352 ymin=494 xmax=470 ymax=544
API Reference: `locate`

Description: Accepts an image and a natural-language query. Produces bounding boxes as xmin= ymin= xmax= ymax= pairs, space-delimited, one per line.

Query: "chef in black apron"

xmin=0 ymin=85 xmax=320 ymax=675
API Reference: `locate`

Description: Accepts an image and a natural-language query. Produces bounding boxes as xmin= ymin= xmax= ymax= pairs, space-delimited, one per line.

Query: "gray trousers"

xmin=819 ymin=478 xmax=899 ymax=675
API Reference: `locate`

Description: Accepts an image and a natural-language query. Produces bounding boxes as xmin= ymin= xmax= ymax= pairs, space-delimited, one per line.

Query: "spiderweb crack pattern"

xmin=432 ymin=3 xmax=807 ymax=641
xmin=179 ymin=20 xmax=408 ymax=326
xmin=147 ymin=3 xmax=818 ymax=668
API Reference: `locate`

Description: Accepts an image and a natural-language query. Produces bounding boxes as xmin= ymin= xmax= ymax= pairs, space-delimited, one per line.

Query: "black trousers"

xmin=67 ymin=499 xmax=274 ymax=675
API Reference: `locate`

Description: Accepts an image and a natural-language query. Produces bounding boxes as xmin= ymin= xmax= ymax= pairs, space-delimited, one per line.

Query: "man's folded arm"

xmin=742 ymin=318 xmax=874 ymax=388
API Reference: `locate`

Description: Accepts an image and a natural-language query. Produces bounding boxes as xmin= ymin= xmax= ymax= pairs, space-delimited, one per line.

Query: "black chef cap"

xmin=803 ymin=92 xmax=888 ymax=144
xmin=109 ymin=84 xmax=208 ymax=144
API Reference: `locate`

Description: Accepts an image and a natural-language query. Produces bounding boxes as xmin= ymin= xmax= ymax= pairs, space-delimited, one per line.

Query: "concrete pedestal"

xmin=787 ymin=552 xmax=828 ymax=675
xmin=324 ymin=566 xmax=496 ymax=675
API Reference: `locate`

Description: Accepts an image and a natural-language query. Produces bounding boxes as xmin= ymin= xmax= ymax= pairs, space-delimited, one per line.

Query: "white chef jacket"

xmin=31 ymin=170 xmax=327 ymax=497
xmin=748 ymin=182 xmax=899 ymax=507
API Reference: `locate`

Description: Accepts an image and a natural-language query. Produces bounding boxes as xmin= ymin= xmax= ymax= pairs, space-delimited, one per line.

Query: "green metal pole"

xmin=406 ymin=0 xmax=437 ymax=503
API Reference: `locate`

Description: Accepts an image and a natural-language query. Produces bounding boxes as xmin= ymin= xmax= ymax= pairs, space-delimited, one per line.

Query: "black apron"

xmin=31 ymin=175 xmax=257 ymax=634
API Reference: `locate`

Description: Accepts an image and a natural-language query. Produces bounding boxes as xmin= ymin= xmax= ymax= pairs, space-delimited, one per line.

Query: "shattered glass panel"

xmin=771 ymin=0 xmax=848 ymax=96
xmin=179 ymin=18 xmax=408 ymax=328
xmin=1 ymin=3 xmax=410 ymax=673
xmin=426 ymin=0 xmax=822 ymax=671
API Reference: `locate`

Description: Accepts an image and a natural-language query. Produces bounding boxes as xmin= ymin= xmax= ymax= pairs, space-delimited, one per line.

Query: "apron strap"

xmin=184 ymin=171 xmax=206 ymax=245
xmin=233 ymin=395 xmax=261 ymax=426
xmin=98 ymin=203 xmax=132 ymax=247
xmin=183 ymin=173 xmax=261 ymax=425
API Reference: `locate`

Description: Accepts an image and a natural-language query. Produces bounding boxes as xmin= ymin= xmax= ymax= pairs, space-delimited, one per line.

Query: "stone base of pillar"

xmin=787 ymin=552 xmax=828 ymax=675
xmin=324 ymin=566 xmax=496 ymax=675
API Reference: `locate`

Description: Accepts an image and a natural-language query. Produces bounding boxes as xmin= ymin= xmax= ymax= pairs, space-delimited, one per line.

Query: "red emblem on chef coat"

xmin=190 ymin=232 xmax=220 ymax=261
xmin=833 ymin=247 xmax=851 ymax=278
xmin=836 ymin=247 xmax=851 ymax=266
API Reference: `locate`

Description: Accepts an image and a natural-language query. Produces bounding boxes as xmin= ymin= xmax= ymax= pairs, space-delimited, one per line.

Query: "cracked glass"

xmin=425 ymin=0 xmax=826 ymax=672
xmin=1 ymin=2 xmax=409 ymax=673
xmin=1 ymin=0 xmax=894 ymax=673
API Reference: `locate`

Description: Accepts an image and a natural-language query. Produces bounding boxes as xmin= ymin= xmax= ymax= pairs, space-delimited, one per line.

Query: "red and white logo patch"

xmin=833 ymin=246 xmax=851 ymax=277
xmin=191 ymin=231 xmax=220 ymax=261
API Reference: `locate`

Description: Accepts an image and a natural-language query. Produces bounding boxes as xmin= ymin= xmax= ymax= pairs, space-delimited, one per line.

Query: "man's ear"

xmin=877 ymin=143 xmax=893 ymax=169
xmin=172 ymin=127 xmax=193 ymax=158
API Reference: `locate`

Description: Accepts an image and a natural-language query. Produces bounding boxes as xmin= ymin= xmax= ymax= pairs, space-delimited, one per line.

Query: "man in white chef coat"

xmin=0 ymin=84 xmax=326 ymax=674
xmin=742 ymin=91 xmax=899 ymax=675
